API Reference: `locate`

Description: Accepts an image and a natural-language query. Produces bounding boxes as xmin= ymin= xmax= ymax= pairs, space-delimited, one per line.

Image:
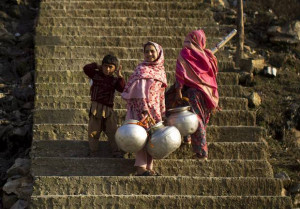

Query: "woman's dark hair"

xmin=143 ymin=42 xmax=157 ymax=53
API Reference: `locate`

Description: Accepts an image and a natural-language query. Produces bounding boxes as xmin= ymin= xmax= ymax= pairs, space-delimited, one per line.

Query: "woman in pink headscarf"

xmin=175 ymin=29 xmax=219 ymax=160
xmin=121 ymin=41 xmax=167 ymax=176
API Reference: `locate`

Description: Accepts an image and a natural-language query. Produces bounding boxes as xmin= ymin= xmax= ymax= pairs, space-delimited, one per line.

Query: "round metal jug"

xmin=167 ymin=106 xmax=199 ymax=136
xmin=115 ymin=120 xmax=148 ymax=153
xmin=146 ymin=121 xmax=181 ymax=159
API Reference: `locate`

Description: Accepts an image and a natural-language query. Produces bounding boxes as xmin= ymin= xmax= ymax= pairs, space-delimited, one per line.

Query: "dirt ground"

xmin=235 ymin=0 xmax=300 ymax=191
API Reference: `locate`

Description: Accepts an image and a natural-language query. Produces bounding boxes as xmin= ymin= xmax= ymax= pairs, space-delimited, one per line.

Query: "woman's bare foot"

xmin=194 ymin=153 xmax=208 ymax=161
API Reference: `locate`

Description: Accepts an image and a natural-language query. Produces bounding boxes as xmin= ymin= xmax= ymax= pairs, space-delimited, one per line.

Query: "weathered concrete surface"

xmin=35 ymin=25 xmax=230 ymax=37
xmin=35 ymin=58 xmax=235 ymax=72
xmin=33 ymin=109 xmax=255 ymax=126
xmin=30 ymin=195 xmax=292 ymax=209
xmin=31 ymin=158 xmax=273 ymax=177
xmin=34 ymin=95 xmax=248 ymax=110
xmin=35 ymin=36 xmax=223 ymax=48
xmin=39 ymin=1 xmax=211 ymax=10
xmin=32 ymin=176 xmax=283 ymax=196
xmin=34 ymin=83 xmax=244 ymax=97
xmin=32 ymin=125 xmax=265 ymax=141
xmin=39 ymin=8 xmax=213 ymax=18
xmin=34 ymin=46 xmax=233 ymax=60
xmin=30 ymin=140 xmax=267 ymax=159
xmin=35 ymin=71 xmax=239 ymax=85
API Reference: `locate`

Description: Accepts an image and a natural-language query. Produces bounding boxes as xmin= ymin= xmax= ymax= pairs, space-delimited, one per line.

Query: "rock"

xmin=7 ymin=5 xmax=22 ymax=18
xmin=0 ymin=31 xmax=16 ymax=45
xmin=281 ymin=187 xmax=288 ymax=196
xmin=10 ymin=200 xmax=28 ymax=209
xmin=239 ymin=71 xmax=254 ymax=86
xmin=11 ymin=126 xmax=28 ymax=138
xmin=274 ymin=171 xmax=290 ymax=180
xmin=212 ymin=0 xmax=230 ymax=7
xmin=6 ymin=158 xmax=31 ymax=177
xmin=3 ymin=176 xmax=32 ymax=199
xmin=290 ymin=128 xmax=300 ymax=147
xmin=248 ymin=92 xmax=261 ymax=108
xmin=21 ymin=102 xmax=33 ymax=109
xmin=20 ymin=71 xmax=34 ymax=86
xmin=290 ymin=183 xmax=300 ymax=194
xmin=2 ymin=193 xmax=18 ymax=209
xmin=0 ymin=11 xmax=10 ymax=20
xmin=268 ymin=20 xmax=300 ymax=44
xmin=13 ymin=86 xmax=34 ymax=102
xmin=294 ymin=194 xmax=300 ymax=206
xmin=17 ymin=32 xmax=33 ymax=48
xmin=240 ymin=58 xmax=265 ymax=73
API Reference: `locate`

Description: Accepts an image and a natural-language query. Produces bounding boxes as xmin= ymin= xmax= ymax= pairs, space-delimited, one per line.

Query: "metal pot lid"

xmin=167 ymin=106 xmax=190 ymax=113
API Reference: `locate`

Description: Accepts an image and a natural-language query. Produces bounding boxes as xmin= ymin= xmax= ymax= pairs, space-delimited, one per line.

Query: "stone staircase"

xmin=30 ymin=0 xmax=292 ymax=208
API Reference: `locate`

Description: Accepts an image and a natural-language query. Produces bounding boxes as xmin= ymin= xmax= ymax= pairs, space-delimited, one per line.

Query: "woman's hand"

xmin=175 ymin=88 xmax=183 ymax=103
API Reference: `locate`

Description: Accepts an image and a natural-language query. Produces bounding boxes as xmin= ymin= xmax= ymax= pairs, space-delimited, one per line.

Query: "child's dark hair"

xmin=102 ymin=54 xmax=119 ymax=68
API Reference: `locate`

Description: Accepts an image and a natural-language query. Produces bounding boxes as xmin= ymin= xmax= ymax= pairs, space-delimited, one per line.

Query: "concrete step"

xmin=31 ymin=195 xmax=292 ymax=209
xmin=32 ymin=176 xmax=283 ymax=196
xmin=40 ymin=1 xmax=211 ymax=10
xmin=34 ymin=83 xmax=243 ymax=98
xmin=35 ymin=35 xmax=232 ymax=49
xmin=31 ymin=140 xmax=267 ymax=160
xmin=35 ymin=71 xmax=239 ymax=85
xmin=35 ymin=46 xmax=234 ymax=62
xmin=32 ymin=124 xmax=265 ymax=142
xmin=31 ymin=157 xmax=273 ymax=177
xmin=30 ymin=194 xmax=292 ymax=209
xmin=37 ymin=16 xmax=215 ymax=27
xmin=34 ymin=96 xmax=248 ymax=110
xmin=35 ymin=25 xmax=235 ymax=37
xmin=35 ymin=59 xmax=235 ymax=72
xmin=33 ymin=109 xmax=256 ymax=126
xmin=30 ymin=195 xmax=292 ymax=209
xmin=39 ymin=8 xmax=214 ymax=18
xmin=41 ymin=0 xmax=208 ymax=2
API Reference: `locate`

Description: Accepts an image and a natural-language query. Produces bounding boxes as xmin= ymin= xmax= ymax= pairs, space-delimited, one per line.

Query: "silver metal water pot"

xmin=167 ymin=106 xmax=199 ymax=136
xmin=146 ymin=121 xmax=181 ymax=159
xmin=115 ymin=120 xmax=148 ymax=153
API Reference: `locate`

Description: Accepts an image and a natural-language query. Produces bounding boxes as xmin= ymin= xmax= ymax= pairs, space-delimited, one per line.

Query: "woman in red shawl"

xmin=121 ymin=41 xmax=167 ymax=176
xmin=175 ymin=30 xmax=219 ymax=160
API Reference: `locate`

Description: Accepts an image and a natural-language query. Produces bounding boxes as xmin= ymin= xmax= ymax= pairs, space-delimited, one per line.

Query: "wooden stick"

xmin=211 ymin=29 xmax=237 ymax=54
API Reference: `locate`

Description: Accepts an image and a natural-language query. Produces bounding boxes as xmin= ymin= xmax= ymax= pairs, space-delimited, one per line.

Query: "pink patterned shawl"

xmin=122 ymin=41 xmax=167 ymax=100
xmin=176 ymin=30 xmax=219 ymax=109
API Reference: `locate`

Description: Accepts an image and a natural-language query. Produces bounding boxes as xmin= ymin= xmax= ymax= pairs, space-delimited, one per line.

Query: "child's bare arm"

xmin=83 ymin=62 xmax=99 ymax=78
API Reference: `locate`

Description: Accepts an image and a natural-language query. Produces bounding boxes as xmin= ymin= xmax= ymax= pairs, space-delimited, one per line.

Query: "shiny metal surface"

xmin=167 ymin=106 xmax=199 ymax=136
xmin=115 ymin=121 xmax=148 ymax=153
xmin=146 ymin=122 xmax=181 ymax=159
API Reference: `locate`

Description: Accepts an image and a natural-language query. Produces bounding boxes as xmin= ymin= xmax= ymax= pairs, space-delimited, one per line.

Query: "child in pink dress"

xmin=121 ymin=41 xmax=167 ymax=176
